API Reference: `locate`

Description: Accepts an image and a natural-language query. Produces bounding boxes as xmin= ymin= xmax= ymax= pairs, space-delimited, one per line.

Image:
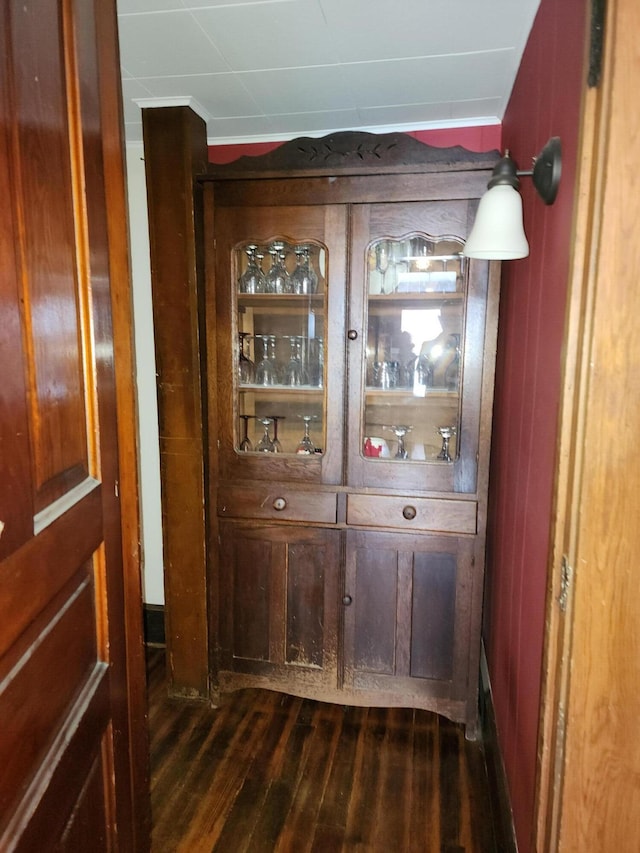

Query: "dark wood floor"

xmin=147 ymin=648 xmax=499 ymax=852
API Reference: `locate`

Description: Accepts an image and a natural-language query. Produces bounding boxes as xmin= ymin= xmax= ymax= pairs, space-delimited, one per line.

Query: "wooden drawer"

xmin=218 ymin=485 xmax=337 ymax=524
xmin=346 ymin=493 xmax=477 ymax=535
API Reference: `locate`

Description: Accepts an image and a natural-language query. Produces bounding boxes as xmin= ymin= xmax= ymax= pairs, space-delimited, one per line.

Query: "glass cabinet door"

xmin=214 ymin=204 xmax=347 ymax=486
xmin=364 ymin=235 xmax=464 ymax=464
xmin=236 ymin=239 xmax=327 ymax=455
xmin=347 ymin=201 xmax=490 ymax=495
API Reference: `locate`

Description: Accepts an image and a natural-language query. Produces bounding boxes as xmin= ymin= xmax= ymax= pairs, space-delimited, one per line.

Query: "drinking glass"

xmin=296 ymin=415 xmax=316 ymax=455
xmin=437 ymin=425 xmax=457 ymax=462
xmin=283 ymin=335 xmax=308 ymax=386
xmin=254 ymin=335 xmax=277 ymax=385
xmin=239 ymin=244 xmax=266 ymax=293
xmin=291 ymin=245 xmax=318 ymax=295
xmin=239 ymin=415 xmax=253 ymax=451
xmin=267 ymin=415 xmax=284 ymax=452
xmin=266 ymin=241 xmax=292 ymax=294
xmin=387 ymin=424 xmax=412 ymax=459
xmin=256 ymin=417 xmax=275 ymax=452
xmin=238 ymin=332 xmax=255 ymax=383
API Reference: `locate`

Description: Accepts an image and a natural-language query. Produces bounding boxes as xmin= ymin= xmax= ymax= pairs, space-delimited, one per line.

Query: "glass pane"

xmin=363 ymin=235 xmax=465 ymax=463
xmin=235 ymin=240 xmax=327 ymax=456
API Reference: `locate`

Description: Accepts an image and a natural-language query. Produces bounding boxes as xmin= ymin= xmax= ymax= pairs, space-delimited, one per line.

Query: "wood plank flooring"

xmin=147 ymin=649 xmax=499 ymax=851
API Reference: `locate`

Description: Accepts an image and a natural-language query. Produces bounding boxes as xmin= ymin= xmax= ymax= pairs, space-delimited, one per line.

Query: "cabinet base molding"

xmin=214 ymin=669 xmax=472 ymax=729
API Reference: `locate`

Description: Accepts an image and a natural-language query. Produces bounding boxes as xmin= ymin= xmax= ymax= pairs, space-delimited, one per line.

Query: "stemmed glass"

xmin=437 ymin=425 xmax=457 ymax=462
xmin=266 ymin=241 xmax=291 ymax=294
xmin=296 ymin=415 xmax=316 ymax=455
xmin=239 ymin=244 xmax=266 ymax=293
xmin=239 ymin=415 xmax=253 ymax=451
xmin=387 ymin=424 xmax=412 ymax=459
xmin=283 ymin=335 xmax=308 ymax=386
xmin=291 ymin=245 xmax=318 ymax=295
xmin=254 ymin=335 xmax=277 ymax=385
xmin=309 ymin=337 xmax=324 ymax=388
xmin=256 ymin=417 xmax=275 ymax=452
xmin=375 ymin=241 xmax=390 ymax=294
xmin=267 ymin=415 xmax=284 ymax=452
xmin=238 ymin=332 xmax=255 ymax=383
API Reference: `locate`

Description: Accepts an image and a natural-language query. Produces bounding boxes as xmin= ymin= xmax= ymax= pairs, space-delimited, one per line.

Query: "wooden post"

xmin=142 ymin=106 xmax=209 ymax=698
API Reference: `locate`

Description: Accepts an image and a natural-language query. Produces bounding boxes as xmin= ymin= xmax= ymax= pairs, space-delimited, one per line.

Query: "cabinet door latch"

xmin=558 ymin=555 xmax=573 ymax=613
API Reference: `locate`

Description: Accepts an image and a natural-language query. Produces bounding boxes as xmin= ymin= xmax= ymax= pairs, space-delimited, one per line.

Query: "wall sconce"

xmin=463 ymin=137 xmax=562 ymax=260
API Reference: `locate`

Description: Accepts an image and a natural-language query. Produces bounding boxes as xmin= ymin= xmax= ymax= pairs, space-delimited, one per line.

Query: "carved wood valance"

xmin=203 ymin=131 xmax=499 ymax=180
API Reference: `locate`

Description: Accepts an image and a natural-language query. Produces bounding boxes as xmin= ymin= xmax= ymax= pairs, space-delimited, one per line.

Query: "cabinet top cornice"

xmin=203 ymin=130 xmax=499 ymax=181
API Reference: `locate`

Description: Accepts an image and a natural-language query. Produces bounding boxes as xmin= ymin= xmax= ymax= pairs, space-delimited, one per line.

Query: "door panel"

xmin=344 ymin=529 xmax=474 ymax=707
xmin=0 ymin=1 xmax=145 ymax=849
xmin=218 ymin=522 xmax=339 ymax=689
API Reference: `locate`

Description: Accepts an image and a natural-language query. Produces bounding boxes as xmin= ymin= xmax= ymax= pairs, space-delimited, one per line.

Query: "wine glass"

xmin=239 ymin=244 xmax=266 ymax=294
xmin=375 ymin=241 xmax=390 ymax=294
xmin=291 ymin=245 xmax=318 ymax=295
xmin=254 ymin=335 xmax=277 ymax=385
xmin=238 ymin=332 xmax=255 ymax=383
xmin=266 ymin=241 xmax=291 ymax=294
xmin=267 ymin=415 xmax=284 ymax=452
xmin=239 ymin=415 xmax=253 ymax=451
xmin=296 ymin=415 xmax=316 ymax=455
xmin=387 ymin=424 xmax=412 ymax=459
xmin=437 ymin=425 xmax=457 ymax=462
xmin=256 ymin=417 xmax=275 ymax=452
xmin=283 ymin=335 xmax=308 ymax=386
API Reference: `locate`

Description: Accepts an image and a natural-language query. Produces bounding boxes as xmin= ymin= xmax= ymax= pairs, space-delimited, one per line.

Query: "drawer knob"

xmin=402 ymin=505 xmax=417 ymax=520
xmin=272 ymin=497 xmax=287 ymax=511
xmin=342 ymin=594 xmax=353 ymax=606
xmin=347 ymin=329 xmax=358 ymax=340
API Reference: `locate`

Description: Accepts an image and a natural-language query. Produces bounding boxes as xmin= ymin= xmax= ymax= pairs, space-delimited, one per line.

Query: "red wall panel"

xmin=485 ymin=0 xmax=587 ymax=849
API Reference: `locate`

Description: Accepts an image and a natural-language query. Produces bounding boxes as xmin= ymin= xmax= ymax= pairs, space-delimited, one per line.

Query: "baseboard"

xmin=143 ymin=604 xmax=166 ymax=647
xmin=479 ymin=642 xmax=519 ymax=852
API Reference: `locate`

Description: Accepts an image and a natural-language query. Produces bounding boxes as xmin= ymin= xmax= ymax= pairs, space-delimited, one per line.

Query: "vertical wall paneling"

xmin=484 ymin=0 xmax=588 ymax=849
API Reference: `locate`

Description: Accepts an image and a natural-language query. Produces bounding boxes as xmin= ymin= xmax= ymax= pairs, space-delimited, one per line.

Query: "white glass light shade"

xmin=463 ymin=184 xmax=530 ymax=260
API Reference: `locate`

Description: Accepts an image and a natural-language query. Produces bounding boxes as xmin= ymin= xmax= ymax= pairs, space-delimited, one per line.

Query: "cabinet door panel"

xmin=344 ymin=530 xmax=474 ymax=702
xmin=219 ymin=522 xmax=339 ymax=688
xmin=347 ymin=201 xmax=492 ymax=495
xmin=213 ymin=204 xmax=347 ymax=486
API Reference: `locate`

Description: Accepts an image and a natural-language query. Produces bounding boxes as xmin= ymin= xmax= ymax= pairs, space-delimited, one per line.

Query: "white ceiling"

xmin=117 ymin=0 xmax=541 ymax=146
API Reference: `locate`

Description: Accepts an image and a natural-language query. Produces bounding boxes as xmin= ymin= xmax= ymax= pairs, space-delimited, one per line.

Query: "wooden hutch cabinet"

xmin=201 ymin=132 xmax=500 ymax=736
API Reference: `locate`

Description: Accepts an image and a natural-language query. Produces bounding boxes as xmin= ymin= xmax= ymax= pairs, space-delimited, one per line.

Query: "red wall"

xmin=485 ymin=0 xmax=587 ymax=849
xmin=208 ymin=125 xmax=501 ymax=163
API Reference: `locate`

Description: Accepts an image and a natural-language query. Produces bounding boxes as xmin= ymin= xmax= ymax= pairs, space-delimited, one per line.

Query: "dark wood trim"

xmin=479 ymin=643 xmax=518 ymax=852
xmin=204 ymin=130 xmax=500 ymax=180
xmin=144 ymin=604 xmax=166 ymax=647
xmin=142 ymin=106 xmax=210 ymax=699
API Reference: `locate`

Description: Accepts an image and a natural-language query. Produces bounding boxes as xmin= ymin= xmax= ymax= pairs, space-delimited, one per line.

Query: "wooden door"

xmin=536 ymin=0 xmax=640 ymax=847
xmin=0 ymin=2 xmax=147 ymax=849
xmin=343 ymin=529 xmax=476 ymax=726
xmin=217 ymin=522 xmax=340 ymax=695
